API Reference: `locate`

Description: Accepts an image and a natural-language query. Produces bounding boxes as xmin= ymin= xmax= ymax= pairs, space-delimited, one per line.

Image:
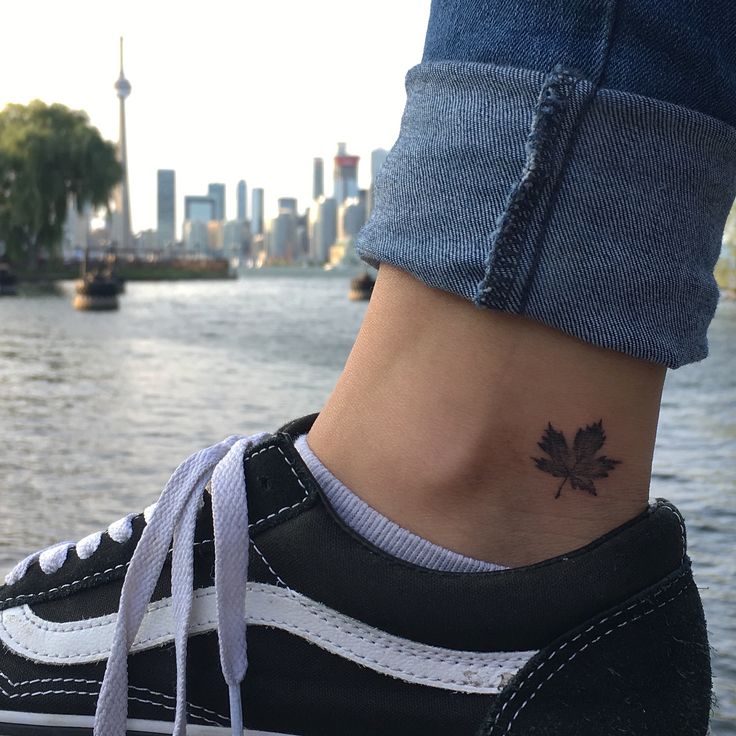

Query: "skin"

xmin=308 ymin=265 xmax=665 ymax=567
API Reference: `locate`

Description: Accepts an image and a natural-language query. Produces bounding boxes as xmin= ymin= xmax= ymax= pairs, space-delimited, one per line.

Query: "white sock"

xmin=294 ymin=435 xmax=505 ymax=573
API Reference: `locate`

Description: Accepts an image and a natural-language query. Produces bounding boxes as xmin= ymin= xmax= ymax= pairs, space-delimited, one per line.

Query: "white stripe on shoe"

xmin=0 ymin=583 xmax=536 ymax=694
xmin=0 ymin=710 xmax=293 ymax=734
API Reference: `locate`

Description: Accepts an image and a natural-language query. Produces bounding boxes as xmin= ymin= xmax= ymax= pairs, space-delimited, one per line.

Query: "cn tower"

xmin=112 ymin=37 xmax=132 ymax=250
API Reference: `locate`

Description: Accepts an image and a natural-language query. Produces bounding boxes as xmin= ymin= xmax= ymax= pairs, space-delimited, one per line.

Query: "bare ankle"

xmin=309 ymin=266 xmax=664 ymax=567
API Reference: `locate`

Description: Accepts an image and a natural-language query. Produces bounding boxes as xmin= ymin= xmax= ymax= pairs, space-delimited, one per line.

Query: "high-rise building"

xmin=207 ymin=221 xmax=223 ymax=251
xmin=111 ymin=38 xmax=133 ymax=250
xmin=278 ymin=198 xmax=298 ymax=215
xmin=270 ymin=212 xmax=298 ymax=262
xmin=333 ymin=143 xmax=359 ymax=205
xmin=182 ymin=220 xmax=209 ymax=252
xmin=309 ymin=196 xmax=337 ymax=263
xmin=237 ymin=180 xmax=247 ymax=222
xmin=312 ymin=158 xmax=324 ymax=200
xmin=223 ymin=219 xmax=248 ymax=257
xmin=157 ymin=169 xmax=176 ymax=248
xmin=369 ymin=148 xmax=389 ymax=214
xmin=371 ymin=149 xmax=389 ymax=184
xmin=339 ymin=197 xmax=367 ymax=242
xmin=251 ymin=188 xmax=265 ymax=235
xmin=184 ymin=196 xmax=215 ymax=222
xmin=207 ymin=183 xmax=226 ymax=221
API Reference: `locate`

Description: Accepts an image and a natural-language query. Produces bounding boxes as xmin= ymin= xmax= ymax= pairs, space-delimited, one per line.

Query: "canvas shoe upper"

xmin=0 ymin=414 xmax=711 ymax=736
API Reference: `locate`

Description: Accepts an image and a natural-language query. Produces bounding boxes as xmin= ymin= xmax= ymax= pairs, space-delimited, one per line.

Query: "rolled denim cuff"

xmin=356 ymin=62 xmax=736 ymax=368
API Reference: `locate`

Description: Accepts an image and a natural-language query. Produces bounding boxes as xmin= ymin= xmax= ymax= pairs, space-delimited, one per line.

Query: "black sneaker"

xmin=0 ymin=415 xmax=711 ymax=736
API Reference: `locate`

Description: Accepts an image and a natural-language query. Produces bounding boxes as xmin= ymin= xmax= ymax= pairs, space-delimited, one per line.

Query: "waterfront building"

xmin=369 ymin=148 xmax=389 ymax=214
xmin=237 ymin=180 xmax=247 ymax=222
xmin=309 ymin=196 xmax=337 ymax=263
xmin=313 ymin=158 xmax=324 ymax=200
xmin=297 ymin=212 xmax=310 ymax=261
xmin=328 ymin=236 xmax=362 ymax=268
xmin=111 ymin=37 xmax=133 ymax=251
xmin=157 ymin=169 xmax=176 ymax=248
xmin=333 ymin=142 xmax=359 ymax=205
xmin=269 ymin=212 xmax=298 ymax=262
xmin=251 ymin=188 xmax=265 ymax=235
xmin=207 ymin=221 xmax=223 ymax=252
xmin=371 ymin=149 xmax=389 ymax=183
xmin=182 ymin=220 xmax=209 ymax=252
xmin=278 ymin=197 xmax=298 ymax=216
xmin=135 ymin=229 xmax=158 ymax=252
xmin=223 ymin=219 xmax=248 ymax=258
xmin=208 ymin=183 xmax=226 ymax=221
xmin=338 ymin=196 xmax=367 ymax=242
xmin=184 ymin=196 xmax=216 ymax=223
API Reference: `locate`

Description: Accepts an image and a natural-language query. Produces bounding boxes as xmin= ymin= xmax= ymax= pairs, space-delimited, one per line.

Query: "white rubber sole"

xmin=0 ymin=709 xmax=295 ymax=735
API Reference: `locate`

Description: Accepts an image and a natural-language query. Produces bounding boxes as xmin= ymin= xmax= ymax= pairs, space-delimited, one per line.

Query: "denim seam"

xmin=516 ymin=76 xmax=596 ymax=313
xmin=477 ymin=0 xmax=620 ymax=314
xmin=590 ymin=0 xmax=621 ymax=88
xmin=517 ymin=0 xmax=621 ymax=312
xmin=477 ymin=68 xmax=580 ymax=311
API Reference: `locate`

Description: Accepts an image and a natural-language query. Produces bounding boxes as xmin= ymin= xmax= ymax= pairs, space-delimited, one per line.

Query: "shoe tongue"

xmin=196 ymin=489 xmax=215 ymax=539
xmin=277 ymin=413 xmax=319 ymax=438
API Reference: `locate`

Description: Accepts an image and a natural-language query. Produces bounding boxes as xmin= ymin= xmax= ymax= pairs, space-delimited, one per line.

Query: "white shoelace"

xmin=6 ymin=432 xmax=268 ymax=736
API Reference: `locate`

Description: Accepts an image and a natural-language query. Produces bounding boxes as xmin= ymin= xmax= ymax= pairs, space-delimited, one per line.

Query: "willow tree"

xmin=0 ymin=101 xmax=121 ymax=268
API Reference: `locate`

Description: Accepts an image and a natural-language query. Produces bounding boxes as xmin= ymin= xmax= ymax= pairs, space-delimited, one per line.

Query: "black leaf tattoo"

xmin=533 ymin=420 xmax=621 ymax=498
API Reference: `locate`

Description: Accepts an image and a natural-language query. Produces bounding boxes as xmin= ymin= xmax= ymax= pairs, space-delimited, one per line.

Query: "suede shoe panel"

xmin=479 ymin=567 xmax=710 ymax=735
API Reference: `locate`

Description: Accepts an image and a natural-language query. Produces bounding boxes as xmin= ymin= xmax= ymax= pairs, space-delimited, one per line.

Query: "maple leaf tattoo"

xmin=533 ymin=420 xmax=621 ymax=498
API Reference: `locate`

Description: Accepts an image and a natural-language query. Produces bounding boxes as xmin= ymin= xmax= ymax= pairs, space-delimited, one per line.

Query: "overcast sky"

xmin=0 ymin=0 xmax=431 ymax=232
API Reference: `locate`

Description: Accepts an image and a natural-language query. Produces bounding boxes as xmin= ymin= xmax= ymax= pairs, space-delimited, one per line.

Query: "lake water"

xmin=0 ymin=272 xmax=734 ymax=732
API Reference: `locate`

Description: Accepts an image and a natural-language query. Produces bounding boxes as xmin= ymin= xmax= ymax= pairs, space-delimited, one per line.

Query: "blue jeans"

xmin=356 ymin=0 xmax=736 ymax=368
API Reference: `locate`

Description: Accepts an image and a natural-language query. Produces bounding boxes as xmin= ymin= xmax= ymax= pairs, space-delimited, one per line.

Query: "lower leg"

xmin=309 ymin=265 xmax=665 ymax=567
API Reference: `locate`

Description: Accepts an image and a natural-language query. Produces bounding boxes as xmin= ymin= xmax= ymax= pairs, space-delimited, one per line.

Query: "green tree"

xmin=0 ymin=101 xmax=121 ymax=268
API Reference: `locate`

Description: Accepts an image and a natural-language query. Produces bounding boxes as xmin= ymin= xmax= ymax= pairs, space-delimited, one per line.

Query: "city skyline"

xmin=0 ymin=0 xmax=430 ymax=233
xmin=143 ymin=140 xmax=384 ymax=265
xmin=154 ymin=142 xmax=375 ymax=240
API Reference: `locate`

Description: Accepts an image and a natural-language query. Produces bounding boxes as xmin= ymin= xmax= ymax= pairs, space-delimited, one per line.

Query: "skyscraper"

xmin=339 ymin=198 xmax=367 ymax=242
xmin=157 ymin=169 xmax=175 ymax=248
xmin=270 ymin=212 xmax=298 ymax=262
xmin=278 ymin=198 xmax=298 ymax=215
xmin=371 ymin=149 xmax=389 ymax=184
xmin=111 ymin=38 xmax=133 ymax=250
xmin=251 ymin=188 xmax=265 ymax=235
xmin=313 ymin=158 xmax=324 ymax=200
xmin=184 ymin=196 xmax=215 ymax=222
xmin=237 ymin=180 xmax=247 ymax=222
xmin=207 ymin=183 xmax=226 ymax=221
xmin=368 ymin=148 xmax=389 ymax=215
xmin=333 ymin=143 xmax=359 ymax=205
xmin=310 ymin=197 xmax=337 ymax=263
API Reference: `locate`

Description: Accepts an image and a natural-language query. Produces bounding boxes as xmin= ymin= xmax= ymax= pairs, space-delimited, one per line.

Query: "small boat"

xmin=348 ymin=272 xmax=375 ymax=301
xmin=112 ymin=272 xmax=126 ymax=295
xmin=73 ymin=272 xmax=120 ymax=311
xmin=73 ymin=249 xmax=120 ymax=311
xmin=0 ymin=264 xmax=18 ymax=296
